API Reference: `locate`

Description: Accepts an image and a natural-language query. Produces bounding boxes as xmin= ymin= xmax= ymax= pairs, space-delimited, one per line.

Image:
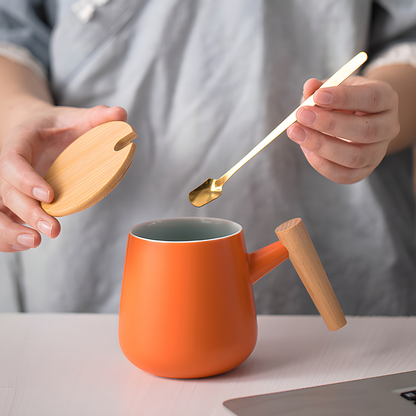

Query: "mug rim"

xmin=129 ymin=217 xmax=243 ymax=243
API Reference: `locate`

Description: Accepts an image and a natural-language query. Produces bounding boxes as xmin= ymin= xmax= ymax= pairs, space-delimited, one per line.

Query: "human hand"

xmin=287 ymin=76 xmax=400 ymax=184
xmin=0 ymin=104 xmax=127 ymax=252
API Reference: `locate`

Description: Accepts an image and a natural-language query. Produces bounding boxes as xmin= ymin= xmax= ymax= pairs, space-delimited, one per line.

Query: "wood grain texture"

xmin=275 ymin=218 xmax=347 ymax=331
xmin=41 ymin=121 xmax=136 ymax=217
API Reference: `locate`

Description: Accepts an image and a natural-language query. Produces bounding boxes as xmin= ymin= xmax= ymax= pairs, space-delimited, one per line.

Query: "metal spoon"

xmin=189 ymin=52 xmax=368 ymax=207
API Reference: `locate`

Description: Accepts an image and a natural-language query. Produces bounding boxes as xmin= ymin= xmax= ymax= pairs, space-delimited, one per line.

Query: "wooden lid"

xmin=41 ymin=121 xmax=136 ymax=217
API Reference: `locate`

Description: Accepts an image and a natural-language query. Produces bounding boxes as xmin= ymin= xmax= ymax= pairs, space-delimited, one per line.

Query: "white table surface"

xmin=1 ymin=314 xmax=415 ymax=416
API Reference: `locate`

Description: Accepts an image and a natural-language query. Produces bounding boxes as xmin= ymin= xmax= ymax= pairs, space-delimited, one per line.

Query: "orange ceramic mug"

xmin=119 ymin=217 xmax=345 ymax=379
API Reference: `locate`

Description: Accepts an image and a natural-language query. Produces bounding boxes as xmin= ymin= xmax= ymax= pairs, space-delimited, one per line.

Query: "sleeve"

xmin=0 ymin=0 xmax=52 ymax=73
xmin=364 ymin=42 xmax=416 ymax=73
xmin=365 ymin=0 xmax=416 ymax=71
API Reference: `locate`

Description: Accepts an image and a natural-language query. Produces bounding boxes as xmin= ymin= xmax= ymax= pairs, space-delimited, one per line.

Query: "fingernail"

xmin=12 ymin=245 xmax=30 ymax=251
xmin=17 ymin=233 xmax=35 ymax=248
xmin=33 ymin=187 xmax=51 ymax=202
xmin=288 ymin=125 xmax=307 ymax=143
xmin=297 ymin=108 xmax=317 ymax=126
xmin=38 ymin=220 xmax=53 ymax=236
xmin=314 ymin=91 xmax=334 ymax=105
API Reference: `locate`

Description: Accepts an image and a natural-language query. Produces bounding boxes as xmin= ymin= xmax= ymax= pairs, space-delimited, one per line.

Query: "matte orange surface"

xmin=119 ymin=229 xmax=288 ymax=379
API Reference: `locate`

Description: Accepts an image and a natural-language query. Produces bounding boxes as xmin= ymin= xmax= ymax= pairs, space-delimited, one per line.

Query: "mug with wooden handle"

xmin=119 ymin=217 xmax=346 ymax=379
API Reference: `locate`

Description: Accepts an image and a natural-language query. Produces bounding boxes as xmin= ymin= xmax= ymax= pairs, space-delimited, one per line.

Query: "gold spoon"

xmin=189 ymin=52 xmax=368 ymax=207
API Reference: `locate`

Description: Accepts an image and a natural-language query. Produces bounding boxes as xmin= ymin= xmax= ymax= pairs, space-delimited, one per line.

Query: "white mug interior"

xmin=130 ymin=217 xmax=242 ymax=242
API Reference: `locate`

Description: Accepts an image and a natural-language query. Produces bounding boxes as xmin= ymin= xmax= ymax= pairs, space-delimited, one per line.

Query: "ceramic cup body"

xmin=119 ymin=217 xmax=259 ymax=379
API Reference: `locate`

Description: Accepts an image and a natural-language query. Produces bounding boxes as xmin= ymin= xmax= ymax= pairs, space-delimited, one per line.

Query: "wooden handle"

xmin=275 ymin=218 xmax=346 ymax=331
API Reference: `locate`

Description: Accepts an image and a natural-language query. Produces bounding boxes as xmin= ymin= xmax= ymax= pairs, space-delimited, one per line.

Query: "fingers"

xmin=287 ymin=123 xmax=387 ymax=173
xmin=88 ymin=105 xmax=128 ymax=124
xmin=313 ymin=81 xmax=397 ymax=113
xmin=38 ymin=105 xmax=129 ymax=162
xmin=0 ymin=131 xmax=59 ymax=252
xmin=58 ymin=105 xmax=128 ymax=139
xmin=2 ymin=182 xmax=61 ymax=237
xmin=295 ymin=105 xmax=399 ymax=144
xmin=0 ymin=104 xmax=127 ymax=252
xmin=0 ymin=183 xmax=61 ymax=251
xmin=288 ymin=76 xmax=400 ymax=184
xmin=299 ymin=80 xmax=382 ymax=183
xmin=0 ymin=152 xmax=53 ymax=203
xmin=303 ymin=75 xmax=397 ymax=113
xmin=293 ymin=77 xmax=400 ymax=146
xmin=300 ymin=146 xmax=377 ymax=184
xmin=82 ymin=105 xmax=128 ymax=131
xmin=0 ymin=210 xmax=40 ymax=252
xmin=302 ymin=78 xmax=323 ymax=102
xmin=287 ymin=111 xmax=392 ymax=183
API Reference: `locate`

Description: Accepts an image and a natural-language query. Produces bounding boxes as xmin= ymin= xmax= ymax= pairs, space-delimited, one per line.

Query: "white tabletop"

xmin=1 ymin=314 xmax=415 ymax=416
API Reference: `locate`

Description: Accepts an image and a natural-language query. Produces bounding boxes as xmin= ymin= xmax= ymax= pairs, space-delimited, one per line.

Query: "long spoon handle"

xmin=275 ymin=218 xmax=347 ymax=331
xmin=217 ymin=52 xmax=368 ymax=186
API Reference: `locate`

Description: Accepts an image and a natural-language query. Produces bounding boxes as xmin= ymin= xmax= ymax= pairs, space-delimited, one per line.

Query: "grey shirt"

xmin=1 ymin=0 xmax=415 ymax=314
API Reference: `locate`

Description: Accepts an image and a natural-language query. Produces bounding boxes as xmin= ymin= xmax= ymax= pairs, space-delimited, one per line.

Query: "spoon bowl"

xmin=188 ymin=178 xmax=223 ymax=207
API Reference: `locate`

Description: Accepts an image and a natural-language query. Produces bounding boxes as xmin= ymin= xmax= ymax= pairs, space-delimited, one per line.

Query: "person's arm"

xmin=364 ymin=63 xmax=416 ymax=154
xmin=0 ymin=56 xmax=53 ymax=142
xmin=0 ymin=57 xmax=127 ymax=252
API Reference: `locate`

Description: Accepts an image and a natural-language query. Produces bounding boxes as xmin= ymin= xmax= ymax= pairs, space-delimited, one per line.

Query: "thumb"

xmin=53 ymin=105 xmax=128 ymax=140
xmin=75 ymin=105 xmax=128 ymax=134
xmin=302 ymin=78 xmax=324 ymax=103
xmin=34 ymin=105 xmax=130 ymax=173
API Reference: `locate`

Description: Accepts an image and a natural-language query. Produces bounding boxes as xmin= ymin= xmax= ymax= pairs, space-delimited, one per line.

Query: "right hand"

xmin=0 ymin=103 xmax=127 ymax=252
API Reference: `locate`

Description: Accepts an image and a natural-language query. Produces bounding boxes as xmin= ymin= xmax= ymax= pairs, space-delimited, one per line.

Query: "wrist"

xmin=0 ymin=57 xmax=54 ymax=140
xmin=2 ymin=95 xmax=53 ymax=139
xmin=10 ymin=93 xmax=53 ymax=117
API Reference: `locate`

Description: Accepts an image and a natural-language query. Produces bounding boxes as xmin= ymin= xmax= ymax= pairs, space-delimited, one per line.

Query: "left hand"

xmin=287 ymin=76 xmax=400 ymax=184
